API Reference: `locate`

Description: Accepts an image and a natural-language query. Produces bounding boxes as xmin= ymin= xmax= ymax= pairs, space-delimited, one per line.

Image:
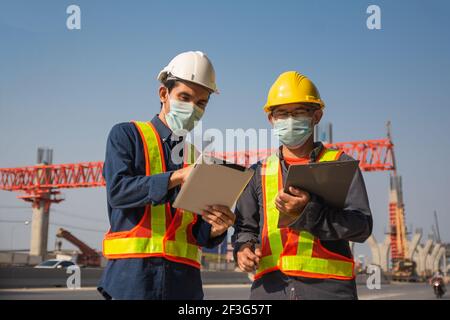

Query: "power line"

xmin=49 ymin=222 xmax=105 ymax=233
xmin=0 ymin=214 xmax=107 ymax=231
xmin=0 ymin=219 xmax=29 ymax=224
xmin=0 ymin=204 xmax=108 ymax=232
xmin=0 ymin=207 xmax=107 ymax=224
xmin=0 ymin=211 xmax=107 ymax=233
xmin=52 ymin=209 xmax=106 ymax=223
xmin=1 ymin=219 xmax=105 ymax=233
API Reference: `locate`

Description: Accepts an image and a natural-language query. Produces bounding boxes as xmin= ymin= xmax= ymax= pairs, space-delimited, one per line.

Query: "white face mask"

xmin=273 ymin=116 xmax=313 ymax=148
xmin=165 ymin=98 xmax=204 ymax=136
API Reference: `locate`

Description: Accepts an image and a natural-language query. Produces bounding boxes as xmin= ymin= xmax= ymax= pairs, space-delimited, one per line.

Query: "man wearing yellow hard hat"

xmin=232 ymin=71 xmax=373 ymax=299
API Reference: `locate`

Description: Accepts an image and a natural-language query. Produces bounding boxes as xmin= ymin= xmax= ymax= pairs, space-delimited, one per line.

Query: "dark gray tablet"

xmin=284 ymin=160 xmax=360 ymax=209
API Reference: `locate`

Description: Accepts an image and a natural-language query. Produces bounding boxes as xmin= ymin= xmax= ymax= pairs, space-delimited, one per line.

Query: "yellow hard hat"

xmin=263 ymin=71 xmax=325 ymax=113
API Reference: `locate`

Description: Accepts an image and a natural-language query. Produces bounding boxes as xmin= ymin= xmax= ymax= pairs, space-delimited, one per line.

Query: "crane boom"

xmin=56 ymin=228 xmax=100 ymax=266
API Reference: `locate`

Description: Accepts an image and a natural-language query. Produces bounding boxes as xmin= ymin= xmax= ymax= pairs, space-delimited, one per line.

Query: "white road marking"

xmin=0 ymin=287 xmax=98 ymax=293
xmin=203 ymin=284 xmax=252 ymax=289
xmin=0 ymin=284 xmax=252 ymax=293
xmin=359 ymin=292 xmax=404 ymax=300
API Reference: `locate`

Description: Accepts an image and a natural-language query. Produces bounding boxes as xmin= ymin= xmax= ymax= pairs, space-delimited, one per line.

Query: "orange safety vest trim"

xmin=102 ymin=121 xmax=202 ymax=269
xmin=255 ymin=148 xmax=355 ymax=280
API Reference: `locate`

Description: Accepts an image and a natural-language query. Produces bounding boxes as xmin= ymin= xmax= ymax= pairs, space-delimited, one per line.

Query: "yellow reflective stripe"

xmin=164 ymin=142 xmax=200 ymax=263
xmin=164 ymin=211 xmax=201 ymax=262
xmin=258 ymin=255 xmax=277 ymax=272
xmin=282 ymin=231 xmax=352 ymax=277
xmin=296 ymin=231 xmax=314 ymax=257
xmin=281 ymin=256 xmax=354 ymax=277
xmin=151 ymin=204 xmax=166 ymax=242
xmin=265 ymin=154 xmax=283 ymax=255
xmin=134 ymin=121 xmax=164 ymax=175
xmin=288 ymin=148 xmax=339 ymax=262
xmin=165 ymin=240 xmax=202 ymax=262
xmin=281 ymin=150 xmax=353 ymax=277
xmin=176 ymin=211 xmax=194 ymax=242
xmin=137 ymin=121 xmax=167 ymax=241
xmin=105 ymin=121 xmax=201 ymax=265
xmin=320 ymin=149 xmax=340 ymax=162
xmin=104 ymin=237 xmax=163 ymax=256
xmin=134 ymin=121 xmax=166 ymax=251
xmin=256 ymin=153 xmax=283 ymax=274
xmin=257 ymin=148 xmax=354 ymax=278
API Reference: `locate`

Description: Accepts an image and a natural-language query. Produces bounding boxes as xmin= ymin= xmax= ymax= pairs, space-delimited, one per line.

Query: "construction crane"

xmin=432 ymin=210 xmax=441 ymax=243
xmin=56 ymin=228 xmax=101 ymax=267
xmin=385 ymin=121 xmax=416 ymax=281
xmin=0 ymin=126 xmax=400 ymax=266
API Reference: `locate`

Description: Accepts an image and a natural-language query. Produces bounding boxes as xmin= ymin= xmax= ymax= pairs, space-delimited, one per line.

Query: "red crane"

xmin=0 ymin=133 xmax=404 ymax=268
xmin=0 ymin=139 xmax=395 ymax=201
xmin=56 ymin=228 xmax=101 ymax=267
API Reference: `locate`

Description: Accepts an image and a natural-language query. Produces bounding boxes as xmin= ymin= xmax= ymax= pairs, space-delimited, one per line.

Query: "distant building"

xmin=314 ymin=122 xmax=333 ymax=144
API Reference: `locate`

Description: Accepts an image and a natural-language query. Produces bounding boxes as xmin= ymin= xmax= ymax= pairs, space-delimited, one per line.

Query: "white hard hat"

xmin=157 ymin=51 xmax=219 ymax=94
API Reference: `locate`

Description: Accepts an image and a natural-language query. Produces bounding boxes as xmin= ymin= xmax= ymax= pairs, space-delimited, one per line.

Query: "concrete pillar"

xmin=407 ymin=232 xmax=421 ymax=260
xmin=349 ymin=241 xmax=355 ymax=256
xmin=367 ymin=235 xmax=380 ymax=266
xmin=29 ymin=199 xmax=49 ymax=259
xmin=29 ymin=152 xmax=53 ymax=260
xmin=379 ymin=236 xmax=391 ymax=272
xmin=433 ymin=247 xmax=446 ymax=272
xmin=427 ymin=244 xmax=441 ymax=273
xmin=415 ymin=239 xmax=433 ymax=276
xmin=444 ymin=249 xmax=448 ymax=278
xmin=367 ymin=234 xmax=390 ymax=272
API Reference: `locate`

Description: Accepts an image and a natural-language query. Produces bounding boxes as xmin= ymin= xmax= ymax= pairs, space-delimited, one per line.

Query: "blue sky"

xmin=1 ymin=0 xmax=449 ymax=259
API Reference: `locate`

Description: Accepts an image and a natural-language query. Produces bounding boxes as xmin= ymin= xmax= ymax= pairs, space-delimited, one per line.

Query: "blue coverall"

xmin=98 ymin=115 xmax=226 ymax=300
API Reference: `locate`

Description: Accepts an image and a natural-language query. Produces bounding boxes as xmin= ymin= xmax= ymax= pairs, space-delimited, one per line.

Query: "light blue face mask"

xmin=273 ymin=116 xmax=313 ymax=148
xmin=165 ymin=99 xmax=205 ymax=135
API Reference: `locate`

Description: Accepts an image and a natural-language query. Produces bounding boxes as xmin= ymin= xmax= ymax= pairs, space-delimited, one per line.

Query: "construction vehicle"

xmin=392 ymin=259 xmax=418 ymax=281
xmin=56 ymin=228 xmax=101 ymax=267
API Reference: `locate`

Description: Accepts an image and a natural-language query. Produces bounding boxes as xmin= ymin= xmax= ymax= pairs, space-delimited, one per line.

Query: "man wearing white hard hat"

xmin=98 ymin=51 xmax=234 ymax=300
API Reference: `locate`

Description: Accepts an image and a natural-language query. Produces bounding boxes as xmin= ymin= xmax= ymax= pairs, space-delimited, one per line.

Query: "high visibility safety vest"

xmin=102 ymin=121 xmax=202 ymax=269
xmin=256 ymin=148 xmax=355 ymax=280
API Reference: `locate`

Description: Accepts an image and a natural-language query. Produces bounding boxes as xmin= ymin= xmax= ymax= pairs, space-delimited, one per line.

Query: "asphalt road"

xmin=0 ymin=283 xmax=447 ymax=300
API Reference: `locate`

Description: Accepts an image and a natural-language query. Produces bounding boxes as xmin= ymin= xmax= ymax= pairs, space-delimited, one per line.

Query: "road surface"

xmin=0 ymin=283 xmax=447 ymax=300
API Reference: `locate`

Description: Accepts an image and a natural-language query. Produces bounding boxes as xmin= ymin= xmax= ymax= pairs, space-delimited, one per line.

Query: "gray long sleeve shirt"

xmin=232 ymin=142 xmax=373 ymax=299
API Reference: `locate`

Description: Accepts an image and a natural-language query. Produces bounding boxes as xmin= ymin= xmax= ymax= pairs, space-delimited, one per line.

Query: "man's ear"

xmin=159 ymin=85 xmax=169 ymax=104
xmin=313 ymin=109 xmax=323 ymax=125
xmin=159 ymin=86 xmax=170 ymax=113
xmin=268 ymin=113 xmax=274 ymax=125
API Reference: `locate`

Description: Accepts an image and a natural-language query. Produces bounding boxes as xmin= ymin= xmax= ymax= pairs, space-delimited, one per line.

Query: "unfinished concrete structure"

xmin=368 ymin=229 xmax=447 ymax=278
xmin=414 ymin=239 xmax=433 ymax=277
xmin=367 ymin=234 xmax=391 ymax=272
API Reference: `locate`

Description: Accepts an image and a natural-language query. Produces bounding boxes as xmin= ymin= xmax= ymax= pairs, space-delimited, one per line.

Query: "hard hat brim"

xmin=263 ymin=100 xmax=324 ymax=113
xmin=159 ymin=73 xmax=219 ymax=94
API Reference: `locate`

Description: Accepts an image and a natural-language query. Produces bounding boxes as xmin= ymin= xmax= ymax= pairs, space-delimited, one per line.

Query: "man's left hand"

xmin=275 ymin=186 xmax=310 ymax=217
xmin=201 ymin=205 xmax=235 ymax=238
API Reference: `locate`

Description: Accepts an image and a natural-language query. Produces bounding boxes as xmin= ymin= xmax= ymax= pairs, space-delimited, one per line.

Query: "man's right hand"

xmin=168 ymin=165 xmax=193 ymax=189
xmin=237 ymin=243 xmax=262 ymax=273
